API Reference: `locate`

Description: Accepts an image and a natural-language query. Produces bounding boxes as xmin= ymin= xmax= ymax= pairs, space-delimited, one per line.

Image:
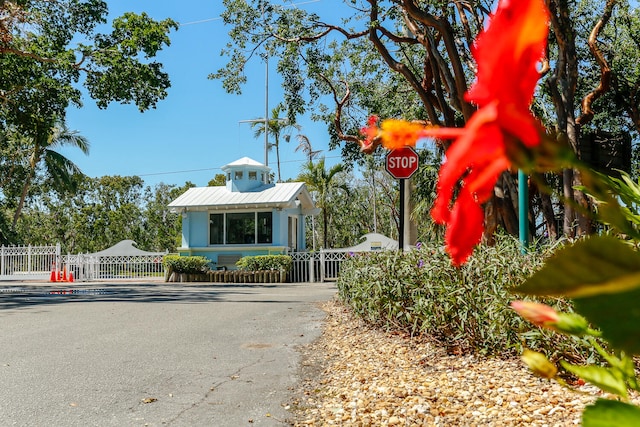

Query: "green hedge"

xmin=337 ymin=236 xmax=598 ymax=361
xmin=236 ymin=255 xmax=292 ymax=273
xmin=163 ymin=255 xmax=211 ymax=274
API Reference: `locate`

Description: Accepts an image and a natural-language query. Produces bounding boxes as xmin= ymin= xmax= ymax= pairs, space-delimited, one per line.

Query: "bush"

xmin=236 ymin=255 xmax=292 ymax=273
xmin=163 ymin=255 xmax=211 ymax=274
xmin=336 ymin=235 xmax=598 ymax=361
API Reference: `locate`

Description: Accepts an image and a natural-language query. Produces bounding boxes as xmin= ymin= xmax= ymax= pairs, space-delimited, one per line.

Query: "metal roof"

xmin=221 ymin=157 xmax=267 ymax=169
xmin=168 ymin=182 xmax=316 ymax=212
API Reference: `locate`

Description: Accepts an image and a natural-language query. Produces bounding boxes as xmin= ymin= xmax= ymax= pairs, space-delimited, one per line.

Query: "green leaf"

xmin=516 ymin=236 xmax=640 ymax=354
xmin=573 ymin=288 xmax=640 ymax=354
xmin=559 ymin=362 xmax=628 ymax=398
xmin=515 ymin=236 xmax=640 ymax=298
xmin=583 ymin=399 xmax=640 ymax=427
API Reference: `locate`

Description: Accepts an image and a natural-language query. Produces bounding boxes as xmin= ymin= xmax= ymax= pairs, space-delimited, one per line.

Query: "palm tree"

xmin=294 ymin=134 xmax=322 ymax=163
xmin=250 ymin=104 xmax=300 ymax=182
xmin=12 ymin=119 xmax=90 ymax=228
xmin=298 ymin=157 xmax=347 ymax=248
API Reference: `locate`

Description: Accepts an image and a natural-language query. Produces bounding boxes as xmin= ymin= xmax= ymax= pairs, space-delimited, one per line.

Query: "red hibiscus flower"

xmin=429 ymin=0 xmax=549 ymax=265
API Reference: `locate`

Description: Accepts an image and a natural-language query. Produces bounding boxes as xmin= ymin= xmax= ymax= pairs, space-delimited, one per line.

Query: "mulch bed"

xmin=287 ymin=299 xmax=632 ymax=426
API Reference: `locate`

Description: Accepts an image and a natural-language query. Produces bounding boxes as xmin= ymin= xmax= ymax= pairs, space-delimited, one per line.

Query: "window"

xmin=234 ymin=171 xmax=243 ymax=180
xmin=209 ymin=211 xmax=273 ymax=245
xmin=257 ymin=212 xmax=272 ymax=243
xmin=227 ymin=212 xmax=255 ymax=244
xmin=249 ymin=171 xmax=257 ymax=180
xmin=226 ymin=172 xmax=231 ymax=181
xmin=209 ymin=214 xmax=224 ymax=245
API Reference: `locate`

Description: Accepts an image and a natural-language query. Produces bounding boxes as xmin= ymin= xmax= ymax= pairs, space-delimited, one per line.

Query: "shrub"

xmin=337 ymin=235 xmax=598 ymax=361
xmin=236 ymin=255 xmax=292 ymax=273
xmin=163 ymin=255 xmax=211 ymax=274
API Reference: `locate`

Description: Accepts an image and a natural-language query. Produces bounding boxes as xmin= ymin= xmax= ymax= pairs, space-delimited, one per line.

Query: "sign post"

xmin=386 ymin=147 xmax=419 ymax=251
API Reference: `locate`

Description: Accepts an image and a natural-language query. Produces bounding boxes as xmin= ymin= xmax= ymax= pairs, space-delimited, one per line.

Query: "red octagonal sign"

xmin=385 ymin=146 xmax=419 ymax=179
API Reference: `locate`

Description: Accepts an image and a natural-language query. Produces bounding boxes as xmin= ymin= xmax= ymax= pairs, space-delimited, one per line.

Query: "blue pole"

xmin=518 ymin=170 xmax=529 ymax=253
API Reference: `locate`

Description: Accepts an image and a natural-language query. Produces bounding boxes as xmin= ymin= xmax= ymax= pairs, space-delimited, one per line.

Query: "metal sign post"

xmin=386 ymin=147 xmax=419 ymax=251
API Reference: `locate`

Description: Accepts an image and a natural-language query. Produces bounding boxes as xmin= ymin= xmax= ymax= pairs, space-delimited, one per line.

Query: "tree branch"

xmin=0 ymin=47 xmax=58 ymax=63
xmin=576 ymin=0 xmax=616 ymax=126
xmin=316 ymin=74 xmax=361 ymax=145
xmin=401 ymin=0 xmax=474 ymax=120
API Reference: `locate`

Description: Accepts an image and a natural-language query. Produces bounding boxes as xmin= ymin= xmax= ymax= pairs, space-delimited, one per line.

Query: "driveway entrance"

xmin=0 ymin=281 xmax=336 ymax=426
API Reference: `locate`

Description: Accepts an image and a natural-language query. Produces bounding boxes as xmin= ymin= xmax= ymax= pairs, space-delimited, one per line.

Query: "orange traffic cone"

xmin=68 ymin=271 xmax=74 ymax=283
xmin=61 ymin=266 xmax=68 ymax=282
xmin=49 ymin=266 xmax=57 ymax=282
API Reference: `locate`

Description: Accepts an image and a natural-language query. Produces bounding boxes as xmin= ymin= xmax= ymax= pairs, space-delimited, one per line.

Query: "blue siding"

xmin=272 ymin=209 xmax=285 ymax=246
xmin=189 ymin=211 xmax=209 ymax=247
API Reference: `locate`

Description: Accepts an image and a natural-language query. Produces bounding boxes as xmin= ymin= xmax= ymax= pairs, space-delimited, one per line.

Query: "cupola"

xmin=221 ymin=157 xmax=271 ymax=192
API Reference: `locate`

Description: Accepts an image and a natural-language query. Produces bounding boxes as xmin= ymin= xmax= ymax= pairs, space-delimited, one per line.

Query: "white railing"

xmin=288 ymin=249 xmax=352 ymax=283
xmin=62 ymin=253 xmax=165 ymax=281
xmin=0 ymin=244 xmax=165 ymax=281
xmin=0 ymin=244 xmax=60 ymax=280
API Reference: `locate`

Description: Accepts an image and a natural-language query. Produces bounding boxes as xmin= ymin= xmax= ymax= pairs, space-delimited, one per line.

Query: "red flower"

xmin=430 ymin=103 xmax=512 ymax=265
xmin=428 ymin=0 xmax=549 ymax=265
xmin=359 ymin=115 xmax=379 ymax=152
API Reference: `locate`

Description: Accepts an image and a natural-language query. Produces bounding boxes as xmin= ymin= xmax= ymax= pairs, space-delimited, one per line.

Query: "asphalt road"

xmin=0 ymin=280 xmax=336 ymax=426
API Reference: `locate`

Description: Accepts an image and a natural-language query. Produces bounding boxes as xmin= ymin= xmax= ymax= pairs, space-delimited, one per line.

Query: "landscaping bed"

xmin=289 ymin=299 xmax=638 ymax=426
xmin=165 ymin=269 xmax=287 ymax=283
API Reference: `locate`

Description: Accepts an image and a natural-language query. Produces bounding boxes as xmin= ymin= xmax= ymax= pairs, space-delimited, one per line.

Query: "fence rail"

xmin=0 ymin=244 xmax=166 ymax=281
xmin=0 ymin=244 xmax=384 ymax=283
xmin=0 ymin=244 xmax=59 ymax=279
xmin=288 ymin=249 xmax=352 ymax=283
xmin=62 ymin=254 xmax=165 ymax=281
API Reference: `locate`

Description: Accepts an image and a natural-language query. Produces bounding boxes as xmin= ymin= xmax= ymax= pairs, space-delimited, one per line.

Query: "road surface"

xmin=0 ymin=281 xmax=336 ymax=426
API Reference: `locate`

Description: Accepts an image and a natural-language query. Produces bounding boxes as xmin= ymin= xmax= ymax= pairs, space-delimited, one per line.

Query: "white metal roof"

xmin=168 ymin=182 xmax=317 ymax=212
xmin=222 ymin=157 xmax=266 ymax=169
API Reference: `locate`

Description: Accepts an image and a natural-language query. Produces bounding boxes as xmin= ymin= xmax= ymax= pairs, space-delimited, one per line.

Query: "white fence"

xmin=0 ymin=244 xmax=165 ymax=281
xmin=288 ymin=250 xmax=351 ymax=283
xmin=62 ymin=253 xmax=165 ymax=281
xmin=0 ymin=244 xmax=60 ymax=280
xmin=0 ymin=244 xmax=378 ymax=283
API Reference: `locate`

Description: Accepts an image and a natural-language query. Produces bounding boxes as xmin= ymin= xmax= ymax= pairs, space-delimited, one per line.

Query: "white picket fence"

xmin=0 ymin=244 xmax=165 ymax=281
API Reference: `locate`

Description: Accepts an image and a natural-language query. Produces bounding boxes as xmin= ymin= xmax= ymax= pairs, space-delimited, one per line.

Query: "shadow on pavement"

xmin=0 ymin=282 xmax=314 ymax=310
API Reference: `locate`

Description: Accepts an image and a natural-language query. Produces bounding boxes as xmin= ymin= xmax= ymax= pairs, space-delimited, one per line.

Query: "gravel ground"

xmin=288 ymin=299 xmax=635 ymax=426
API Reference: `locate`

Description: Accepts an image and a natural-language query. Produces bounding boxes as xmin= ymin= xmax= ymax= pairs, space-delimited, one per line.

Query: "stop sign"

xmin=385 ymin=146 xmax=419 ymax=179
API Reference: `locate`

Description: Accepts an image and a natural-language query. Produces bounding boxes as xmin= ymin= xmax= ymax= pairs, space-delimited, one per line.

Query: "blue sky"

xmin=61 ymin=0 xmax=343 ymax=188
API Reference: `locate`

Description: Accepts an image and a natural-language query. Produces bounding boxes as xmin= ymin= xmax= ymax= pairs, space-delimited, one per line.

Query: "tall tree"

xmin=250 ymin=104 xmax=300 ymax=182
xmin=0 ymin=1 xmax=177 ymax=123
xmin=297 ymin=157 xmax=347 ymax=248
xmin=12 ymin=119 xmax=89 ymax=228
xmin=294 ymin=134 xmax=321 ymax=163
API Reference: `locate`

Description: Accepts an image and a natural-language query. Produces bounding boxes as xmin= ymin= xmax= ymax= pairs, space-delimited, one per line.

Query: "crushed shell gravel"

xmin=288 ymin=299 xmax=639 ymax=426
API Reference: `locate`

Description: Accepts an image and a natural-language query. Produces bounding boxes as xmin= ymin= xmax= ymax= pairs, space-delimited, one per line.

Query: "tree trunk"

xmin=496 ymin=172 xmax=519 ymax=237
xmin=12 ymin=158 xmax=37 ymax=229
xmin=322 ymin=208 xmax=328 ymax=249
xmin=483 ymin=197 xmax=498 ymax=246
xmin=562 ymin=168 xmax=575 ymax=237
xmin=532 ymin=173 xmax=559 ymax=240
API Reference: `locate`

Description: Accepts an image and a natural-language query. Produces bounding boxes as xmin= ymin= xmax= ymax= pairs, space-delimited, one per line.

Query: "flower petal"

xmin=445 ymin=189 xmax=485 ymax=265
xmin=467 ymin=0 xmax=549 ymax=109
